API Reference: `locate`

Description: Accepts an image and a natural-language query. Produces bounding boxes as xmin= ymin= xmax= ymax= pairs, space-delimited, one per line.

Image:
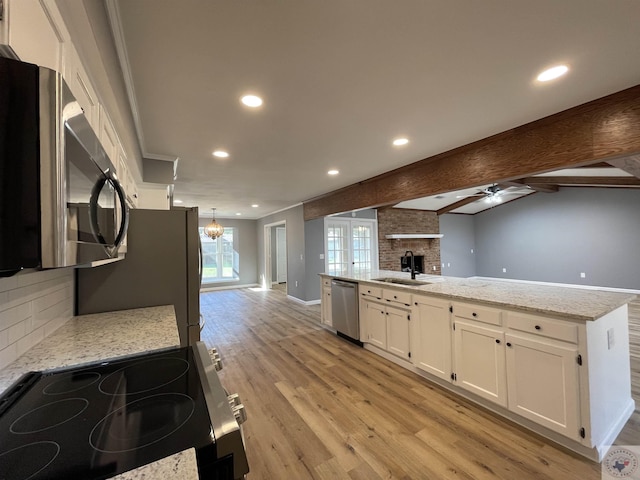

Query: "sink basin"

xmin=372 ymin=277 xmax=431 ymax=286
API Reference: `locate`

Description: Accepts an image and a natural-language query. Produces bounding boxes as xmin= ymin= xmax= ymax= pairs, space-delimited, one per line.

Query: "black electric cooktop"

xmin=0 ymin=347 xmax=214 ymax=479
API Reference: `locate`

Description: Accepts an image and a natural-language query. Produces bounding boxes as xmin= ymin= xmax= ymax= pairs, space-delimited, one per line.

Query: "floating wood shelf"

xmin=385 ymin=234 xmax=444 ymax=239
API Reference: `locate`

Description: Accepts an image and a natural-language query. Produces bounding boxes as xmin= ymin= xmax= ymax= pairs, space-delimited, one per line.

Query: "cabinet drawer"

xmin=360 ymin=285 xmax=383 ymax=299
xmin=383 ymin=288 xmax=412 ymax=306
xmin=453 ymin=303 xmax=502 ymax=326
xmin=506 ymin=312 xmax=578 ymax=344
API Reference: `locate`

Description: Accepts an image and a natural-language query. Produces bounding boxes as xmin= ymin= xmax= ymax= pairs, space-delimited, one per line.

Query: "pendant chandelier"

xmin=204 ymin=208 xmax=224 ymax=239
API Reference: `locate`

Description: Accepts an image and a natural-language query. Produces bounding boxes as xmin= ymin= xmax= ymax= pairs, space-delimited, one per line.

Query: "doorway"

xmin=264 ymin=221 xmax=287 ymax=292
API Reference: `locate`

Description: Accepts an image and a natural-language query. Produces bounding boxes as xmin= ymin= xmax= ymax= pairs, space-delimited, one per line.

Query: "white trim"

xmin=200 ymin=283 xmax=258 ymax=292
xmin=287 ymin=295 xmax=320 ymax=306
xmin=259 ymin=203 xmax=303 ymax=219
xmin=263 ymin=220 xmax=286 ymax=290
xmin=471 ymin=276 xmax=640 ymax=295
xmin=105 ymin=0 xmax=148 ymax=156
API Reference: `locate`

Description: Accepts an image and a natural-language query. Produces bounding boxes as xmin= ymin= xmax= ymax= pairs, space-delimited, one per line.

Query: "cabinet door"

xmin=362 ymin=300 xmax=387 ymax=349
xmin=454 ymin=320 xmax=507 ymax=406
xmin=386 ymin=305 xmax=410 ymax=359
xmin=321 ymin=288 xmax=332 ymax=327
xmin=2 ymin=0 xmax=61 ymax=70
xmin=505 ymin=334 xmax=580 ymax=439
xmin=412 ymin=296 xmax=452 ymax=381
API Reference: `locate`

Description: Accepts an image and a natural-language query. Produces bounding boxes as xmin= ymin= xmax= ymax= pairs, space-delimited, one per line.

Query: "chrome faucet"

xmin=404 ymin=250 xmax=416 ymax=279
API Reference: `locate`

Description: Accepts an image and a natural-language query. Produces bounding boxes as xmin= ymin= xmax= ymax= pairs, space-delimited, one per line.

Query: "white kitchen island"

xmin=0 ymin=305 xmax=199 ymax=480
xmin=321 ymin=270 xmax=637 ymax=462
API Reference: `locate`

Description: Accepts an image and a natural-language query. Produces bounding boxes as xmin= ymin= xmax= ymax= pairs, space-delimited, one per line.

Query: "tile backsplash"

xmin=0 ymin=269 xmax=74 ymax=369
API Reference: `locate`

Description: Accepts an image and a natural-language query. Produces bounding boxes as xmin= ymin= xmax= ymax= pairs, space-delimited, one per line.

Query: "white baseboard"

xmin=200 ymin=283 xmax=259 ymax=292
xmin=595 ymin=398 xmax=637 ymax=461
xmin=286 ymin=295 xmax=321 ymax=306
xmin=471 ymin=276 xmax=640 ymax=295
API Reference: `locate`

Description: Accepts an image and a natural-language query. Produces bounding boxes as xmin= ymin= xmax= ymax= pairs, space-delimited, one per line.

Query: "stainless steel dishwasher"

xmin=331 ymin=279 xmax=362 ymax=345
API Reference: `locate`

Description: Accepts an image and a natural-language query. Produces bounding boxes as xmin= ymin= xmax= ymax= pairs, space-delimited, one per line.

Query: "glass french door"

xmin=325 ymin=218 xmax=377 ymax=276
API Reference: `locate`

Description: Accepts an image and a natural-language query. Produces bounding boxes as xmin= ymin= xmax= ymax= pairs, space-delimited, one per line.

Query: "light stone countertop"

xmin=0 ymin=305 xmax=180 ymax=393
xmin=0 ymin=305 xmax=200 ymax=480
xmin=112 ymin=449 xmax=199 ymax=480
xmin=322 ymin=270 xmax=637 ymax=321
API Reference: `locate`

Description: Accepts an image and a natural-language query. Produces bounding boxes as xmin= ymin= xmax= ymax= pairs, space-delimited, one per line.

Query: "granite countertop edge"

xmin=320 ymin=271 xmax=637 ymax=322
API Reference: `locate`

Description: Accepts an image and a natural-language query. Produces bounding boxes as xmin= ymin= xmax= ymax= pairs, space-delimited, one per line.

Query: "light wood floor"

xmin=200 ymin=288 xmax=640 ymax=480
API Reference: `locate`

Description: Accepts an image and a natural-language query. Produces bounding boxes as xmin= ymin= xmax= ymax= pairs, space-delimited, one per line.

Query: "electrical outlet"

xmin=607 ymin=328 xmax=615 ymax=349
xmin=295 ymin=281 xmax=298 ymax=287
xmin=442 ymin=263 xmax=445 ymax=268
xmin=471 ymin=249 xmax=474 ymax=254
xmin=580 ymin=272 xmax=586 ymax=278
xmin=319 ymin=253 xmax=324 ymax=260
xmin=502 ymin=268 xmax=507 ymax=273
xmin=432 ymin=265 xmax=436 ymax=271
xmin=447 ymin=263 xmax=451 ymax=267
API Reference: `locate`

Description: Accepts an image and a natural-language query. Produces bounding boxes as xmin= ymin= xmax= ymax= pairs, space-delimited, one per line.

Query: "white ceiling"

xmin=107 ymin=0 xmax=640 ymax=218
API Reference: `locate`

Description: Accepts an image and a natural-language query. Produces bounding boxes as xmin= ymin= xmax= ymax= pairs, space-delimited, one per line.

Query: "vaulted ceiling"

xmin=105 ymin=0 xmax=640 ymax=218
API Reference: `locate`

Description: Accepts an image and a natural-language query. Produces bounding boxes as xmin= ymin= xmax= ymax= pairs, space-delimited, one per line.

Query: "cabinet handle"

xmin=534 ymin=325 xmax=541 ymax=330
xmin=393 ymin=295 xmax=397 ymax=299
xmin=472 ymin=312 xmax=478 ymax=317
xmin=495 ymin=339 xmax=501 ymax=344
xmin=415 ymin=302 xmax=418 ymax=306
xmin=506 ymin=342 xmax=512 ymax=347
xmin=386 ymin=312 xmax=389 ymax=315
xmin=368 ymin=290 xmax=371 ymax=293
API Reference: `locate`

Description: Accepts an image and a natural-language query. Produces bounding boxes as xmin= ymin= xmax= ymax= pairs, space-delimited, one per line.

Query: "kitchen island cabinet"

xmin=453 ymin=318 xmax=507 ymax=407
xmin=320 ymin=271 xmax=636 ymax=461
xmin=411 ymin=295 xmax=451 ymax=381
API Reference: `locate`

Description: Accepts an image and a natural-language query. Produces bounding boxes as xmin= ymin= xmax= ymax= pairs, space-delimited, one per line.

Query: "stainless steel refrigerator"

xmin=76 ymin=207 xmax=202 ymax=347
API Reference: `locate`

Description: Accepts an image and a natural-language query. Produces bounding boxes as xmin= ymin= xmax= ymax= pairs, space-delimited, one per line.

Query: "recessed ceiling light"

xmin=235 ymin=212 xmax=242 ymax=216
xmin=328 ymin=169 xmax=339 ymax=175
xmin=173 ymin=199 xmax=183 ymax=204
xmin=393 ymin=137 xmax=409 ymax=146
xmin=536 ymin=65 xmax=569 ymax=82
xmin=251 ymin=204 xmax=259 ymax=208
xmin=241 ymin=95 xmax=263 ymax=107
xmin=212 ymin=150 xmax=229 ymax=158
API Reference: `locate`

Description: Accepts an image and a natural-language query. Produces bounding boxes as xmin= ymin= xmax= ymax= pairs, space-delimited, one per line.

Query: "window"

xmin=325 ymin=218 xmax=377 ymax=276
xmin=199 ymin=227 xmax=239 ymax=283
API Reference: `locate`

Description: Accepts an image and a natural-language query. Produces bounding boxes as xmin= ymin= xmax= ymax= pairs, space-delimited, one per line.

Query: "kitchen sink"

xmin=372 ymin=277 xmax=431 ymax=286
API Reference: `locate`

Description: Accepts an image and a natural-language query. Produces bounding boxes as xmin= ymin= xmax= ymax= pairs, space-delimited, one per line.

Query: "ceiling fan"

xmin=456 ymin=184 xmax=532 ymax=204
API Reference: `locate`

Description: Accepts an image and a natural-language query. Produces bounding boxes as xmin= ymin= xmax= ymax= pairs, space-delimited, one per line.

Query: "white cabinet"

xmin=99 ymin=106 xmax=119 ymax=165
xmin=63 ymin=44 xmax=100 ymax=130
xmin=386 ymin=305 xmax=410 ymax=360
xmin=505 ymin=312 xmax=581 ymax=440
xmin=360 ymin=285 xmax=411 ymax=359
xmin=321 ymin=278 xmax=332 ymax=327
xmin=361 ymin=298 xmax=387 ymax=349
xmin=453 ymin=319 xmax=507 ymax=407
xmin=0 ymin=0 xmax=61 ymax=70
xmin=411 ymin=295 xmax=452 ymax=381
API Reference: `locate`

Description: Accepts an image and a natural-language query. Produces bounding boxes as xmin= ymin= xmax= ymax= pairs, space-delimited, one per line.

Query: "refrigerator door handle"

xmin=198 ymin=235 xmax=203 ymax=289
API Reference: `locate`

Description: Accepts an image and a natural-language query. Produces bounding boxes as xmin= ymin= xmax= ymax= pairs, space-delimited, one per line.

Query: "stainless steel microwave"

xmin=0 ymin=57 xmax=128 ymax=277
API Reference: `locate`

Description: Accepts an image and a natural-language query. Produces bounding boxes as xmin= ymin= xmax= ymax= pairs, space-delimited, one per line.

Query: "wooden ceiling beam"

xmin=436 ymin=195 xmax=482 ymax=215
xmin=303 ymin=83 xmax=640 ymax=220
xmin=519 ymin=176 xmax=640 ymax=186
xmin=607 ymin=154 xmax=640 ymax=179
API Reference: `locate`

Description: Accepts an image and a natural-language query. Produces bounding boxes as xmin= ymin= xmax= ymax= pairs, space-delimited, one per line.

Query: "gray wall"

xmin=473 ymin=188 xmax=640 ymax=289
xmin=199 ymin=217 xmax=258 ymax=288
xmin=439 ymin=214 xmax=477 ymax=278
xmin=304 ymin=217 xmax=326 ymax=301
xmin=257 ymin=205 xmax=307 ymax=300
